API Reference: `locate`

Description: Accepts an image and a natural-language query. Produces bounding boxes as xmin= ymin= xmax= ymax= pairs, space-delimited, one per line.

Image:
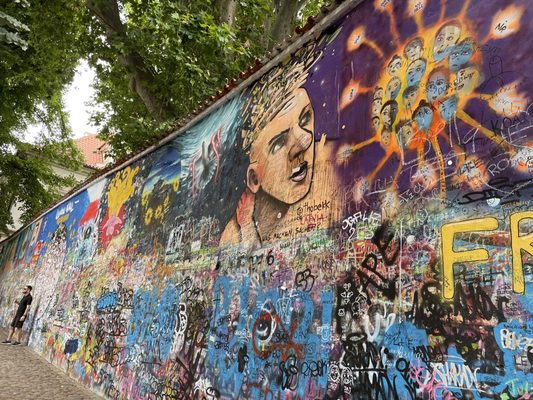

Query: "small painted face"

xmin=374 ymin=87 xmax=384 ymax=100
xmin=438 ymin=96 xmax=458 ymax=121
xmin=403 ymin=87 xmax=419 ymax=110
xmin=453 ymin=66 xmax=479 ymax=95
xmin=342 ymin=368 xmax=353 ymax=385
xmin=404 ymin=39 xmax=423 ymax=61
xmin=387 ymin=56 xmax=402 ymax=76
xmin=426 ymin=70 xmax=448 ymax=102
xmin=381 ymin=129 xmax=392 ymax=147
xmin=433 ymin=24 xmax=461 ymax=62
xmin=328 ymin=364 xmax=340 ymax=383
xmin=371 ymin=98 xmax=382 ymax=116
xmin=449 ymin=40 xmax=474 ymax=72
xmin=381 ymin=102 xmax=398 ymax=128
xmin=406 ymin=59 xmax=426 ymax=86
xmin=385 ymin=77 xmax=401 ymax=100
xmin=248 ymin=88 xmax=314 ymax=205
xmin=398 ymin=123 xmax=414 ymax=147
xmin=414 ymin=106 xmax=434 ymax=132
xmin=372 ymin=116 xmax=381 ymax=131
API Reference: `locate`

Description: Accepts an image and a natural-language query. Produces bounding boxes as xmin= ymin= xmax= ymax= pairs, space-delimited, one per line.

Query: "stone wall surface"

xmin=0 ymin=0 xmax=532 ymax=398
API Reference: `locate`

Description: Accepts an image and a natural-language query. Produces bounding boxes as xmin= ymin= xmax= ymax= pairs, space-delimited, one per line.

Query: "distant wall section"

xmin=0 ymin=0 xmax=532 ymax=399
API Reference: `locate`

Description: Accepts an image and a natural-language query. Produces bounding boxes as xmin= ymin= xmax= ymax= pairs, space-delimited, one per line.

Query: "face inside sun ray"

xmin=487 ymin=5 xmax=525 ymax=40
xmin=406 ymin=0 xmax=427 ymax=19
xmin=404 ymin=37 xmax=424 ymax=62
xmin=343 ymin=0 xmax=523 ymax=201
xmin=381 ymin=100 xmax=399 ymax=130
xmin=483 ymin=81 xmax=530 ymax=117
xmin=448 ymin=38 xmax=474 ymax=72
xmin=387 ymin=55 xmax=403 ymax=76
xmin=413 ymin=101 xmax=434 ymax=133
xmin=406 ymin=58 xmax=426 ymax=86
xmin=426 ymin=67 xmax=450 ymax=103
xmin=432 ymin=21 xmax=462 ymax=63
xmin=385 ymin=77 xmax=401 ymax=100
xmin=340 ymin=80 xmax=371 ymax=110
xmin=346 ymin=26 xmax=366 ymax=51
xmin=346 ymin=26 xmax=384 ymax=58
xmin=438 ymin=95 xmax=458 ymax=121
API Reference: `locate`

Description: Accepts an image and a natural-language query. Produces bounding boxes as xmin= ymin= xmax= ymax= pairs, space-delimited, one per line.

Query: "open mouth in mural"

xmin=289 ymin=161 xmax=308 ymax=182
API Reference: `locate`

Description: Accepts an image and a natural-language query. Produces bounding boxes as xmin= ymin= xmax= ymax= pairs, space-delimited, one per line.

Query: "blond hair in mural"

xmin=241 ymin=42 xmax=320 ymax=150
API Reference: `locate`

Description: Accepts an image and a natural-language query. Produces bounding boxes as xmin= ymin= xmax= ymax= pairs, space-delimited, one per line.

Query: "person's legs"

xmin=12 ymin=328 xmax=22 ymax=345
xmin=2 ymin=326 xmax=15 ymax=343
xmin=6 ymin=316 xmax=24 ymax=345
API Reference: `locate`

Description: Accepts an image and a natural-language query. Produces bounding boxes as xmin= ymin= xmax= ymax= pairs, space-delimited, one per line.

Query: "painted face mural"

xmin=406 ymin=58 xmax=427 ymax=86
xmin=433 ymin=22 xmax=462 ymax=62
xmin=449 ymin=38 xmax=474 ymax=72
xmin=413 ymin=101 xmax=434 ymax=132
xmin=438 ymin=95 xmax=459 ymax=121
xmin=247 ymin=88 xmax=315 ymax=205
xmin=380 ymin=100 xmax=399 ymax=130
xmin=387 ymin=55 xmax=402 ymax=75
xmin=0 ymin=1 xmax=531 ymax=400
xmin=402 ymin=85 xmax=419 ymax=110
xmin=426 ymin=67 xmax=450 ymax=103
xmin=385 ymin=76 xmax=401 ymax=99
xmin=404 ymin=37 xmax=424 ymax=61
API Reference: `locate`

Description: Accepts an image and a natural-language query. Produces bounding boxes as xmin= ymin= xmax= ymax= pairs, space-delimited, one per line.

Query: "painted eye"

xmin=299 ymin=109 xmax=312 ymax=127
xmin=269 ymin=131 xmax=287 ymax=154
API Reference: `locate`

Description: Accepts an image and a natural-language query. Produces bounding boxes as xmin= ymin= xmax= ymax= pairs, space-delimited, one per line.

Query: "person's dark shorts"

xmin=11 ymin=314 xmax=25 ymax=329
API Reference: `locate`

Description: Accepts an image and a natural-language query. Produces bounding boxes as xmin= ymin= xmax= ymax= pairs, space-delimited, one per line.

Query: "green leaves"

xmin=0 ymin=1 xmax=86 ymax=234
xmin=0 ymin=10 xmax=30 ymax=49
xmin=86 ymin=0 xmax=327 ymax=160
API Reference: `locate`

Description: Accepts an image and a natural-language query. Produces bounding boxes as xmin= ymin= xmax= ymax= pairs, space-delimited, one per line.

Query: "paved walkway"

xmin=0 ymin=329 xmax=102 ymax=400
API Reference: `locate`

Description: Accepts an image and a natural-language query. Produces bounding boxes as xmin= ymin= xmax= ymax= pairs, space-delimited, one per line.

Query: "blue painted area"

xmin=206 ymin=276 xmax=334 ymax=399
xmin=127 ymin=288 xmax=158 ymax=348
xmin=384 ymin=322 xmax=429 ymax=399
xmin=206 ymin=275 xmax=250 ymax=396
xmin=37 ymin=190 xmax=90 ymax=253
xmin=474 ymin=321 xmax=533 ymax=398
xmin=96 ymin=291 xmax=119 ymax=312
xmin=153 ymin=284 xmax=178 ymax=361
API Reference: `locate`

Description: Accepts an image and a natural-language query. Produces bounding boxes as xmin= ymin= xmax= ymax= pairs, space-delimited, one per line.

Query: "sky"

xmin=64 ymin=59 xmax=99 ymax=139
xmin=25 ymin=59 xmax=98 ymax=143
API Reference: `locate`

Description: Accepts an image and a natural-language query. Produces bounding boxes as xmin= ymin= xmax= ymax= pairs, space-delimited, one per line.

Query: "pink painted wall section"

xmin=0 ymin=0 xmax=532 ymax=398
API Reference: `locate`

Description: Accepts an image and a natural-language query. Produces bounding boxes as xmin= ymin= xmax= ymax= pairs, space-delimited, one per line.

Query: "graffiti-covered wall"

xmin=1 ymin=0 xmax=532 ymax=398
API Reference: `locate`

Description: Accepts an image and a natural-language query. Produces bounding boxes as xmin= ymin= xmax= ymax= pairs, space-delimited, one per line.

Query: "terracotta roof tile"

xmin=74 ymin=134 xmax=108 ymax=168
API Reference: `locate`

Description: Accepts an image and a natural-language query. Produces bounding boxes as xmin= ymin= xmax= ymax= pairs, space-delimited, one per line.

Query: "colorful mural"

xmin=0 ymin=0 xmax=532 ymax=399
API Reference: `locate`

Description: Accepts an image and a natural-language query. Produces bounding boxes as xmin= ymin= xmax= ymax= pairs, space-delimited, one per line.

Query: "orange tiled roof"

xmin=74 ymin=134 xmax=107 ymax=168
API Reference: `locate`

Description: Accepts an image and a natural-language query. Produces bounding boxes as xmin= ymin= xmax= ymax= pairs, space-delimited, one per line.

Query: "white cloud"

xmin=64 ymin=59 xmax=100 ymax=138
xmin=23 ymin=59 xmax=100 ymax=144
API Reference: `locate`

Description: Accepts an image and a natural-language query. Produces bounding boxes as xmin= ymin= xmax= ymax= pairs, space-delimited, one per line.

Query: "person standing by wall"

xmin=2 ymin=285 xmax=33 ymax=345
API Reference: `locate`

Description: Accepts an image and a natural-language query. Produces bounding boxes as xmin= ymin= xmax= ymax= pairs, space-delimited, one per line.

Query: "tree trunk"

xmin=86 ymin=0 xmax=170 ymax=122
xmin=261 ymin=14 xmax=272 ymax=50
xmin=269 ymin=0 xmax=306 ymax=49
xmin=216 ymin=0 xmax=238 ymax=27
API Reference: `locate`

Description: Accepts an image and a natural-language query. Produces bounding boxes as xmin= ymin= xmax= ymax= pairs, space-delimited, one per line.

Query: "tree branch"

xmin=269 ymin=0 xmax=302 ymax=49
xmin=86 ymin=0 xmax=170 ymax=122
xmin=216 ymin=0 xmax=238 ymax=27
